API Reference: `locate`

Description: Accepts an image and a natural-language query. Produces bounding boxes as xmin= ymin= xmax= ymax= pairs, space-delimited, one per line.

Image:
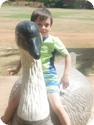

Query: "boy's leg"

xmin=1 ymin=95 xmax=20 ymax=124
xmin=0 ymin=79 xmax=21 ymax=124
xmin=48 ymin=93 xmax=71 ymax=125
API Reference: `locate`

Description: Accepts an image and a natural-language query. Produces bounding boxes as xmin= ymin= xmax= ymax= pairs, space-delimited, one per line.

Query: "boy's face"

xmin=35 ymin=17 xmax=51 ymax=38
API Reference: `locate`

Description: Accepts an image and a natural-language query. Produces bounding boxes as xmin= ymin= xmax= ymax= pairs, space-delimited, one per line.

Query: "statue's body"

xmin=10 ymin=20 xmax=93 ymax=125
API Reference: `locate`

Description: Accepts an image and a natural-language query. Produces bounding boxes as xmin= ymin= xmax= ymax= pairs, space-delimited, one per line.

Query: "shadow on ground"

xmin=68 ymin=48 xmax=94 ymax=75
xmin=0 ymin=48 xmax=94 ymax=76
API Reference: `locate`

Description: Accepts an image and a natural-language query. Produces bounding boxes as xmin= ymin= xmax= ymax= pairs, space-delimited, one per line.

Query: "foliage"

xmin=25 ymin=0 xmax=86 ymax=8
xmin=9 ymin=0 xmax=93 ymax=8
xmin=25 ymin=0 xmax=64 ymax=8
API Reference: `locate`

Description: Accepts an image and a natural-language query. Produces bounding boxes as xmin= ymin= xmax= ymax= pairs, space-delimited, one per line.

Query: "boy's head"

xmin=31 ymin=8 xmax=53 ymax=26
xmin=31 ymin=8 xmax=53 ymax=37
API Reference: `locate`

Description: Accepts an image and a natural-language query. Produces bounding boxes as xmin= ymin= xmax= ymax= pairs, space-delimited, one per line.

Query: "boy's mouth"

xmin=41 ymin=32 xmax=48 ymax=36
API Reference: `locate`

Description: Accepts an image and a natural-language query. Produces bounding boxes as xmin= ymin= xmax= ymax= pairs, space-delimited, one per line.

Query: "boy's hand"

xmin=7 ymin=68 xmax=19 ymax=75
xmin=7 ymin=60 xmax=21 ymax=75
xmin=60 ymin=74 xmax=70 ymax=89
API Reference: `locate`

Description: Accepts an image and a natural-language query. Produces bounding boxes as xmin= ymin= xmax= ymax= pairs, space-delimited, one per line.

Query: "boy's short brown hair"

xmin=31 ymin=8 xmax=53 ymax=25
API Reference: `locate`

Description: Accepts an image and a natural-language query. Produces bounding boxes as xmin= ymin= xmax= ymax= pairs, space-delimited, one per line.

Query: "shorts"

xmin=44 ymin=72 xmax=60 ymax=94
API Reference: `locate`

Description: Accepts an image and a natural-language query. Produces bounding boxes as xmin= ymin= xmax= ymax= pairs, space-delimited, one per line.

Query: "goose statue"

xmin=10 ymin=20 xmax=94 ymax=125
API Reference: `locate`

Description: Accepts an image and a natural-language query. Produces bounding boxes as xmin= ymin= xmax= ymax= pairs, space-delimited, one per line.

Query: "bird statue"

xmin=10 ymin=20 xmax=93 ymax=125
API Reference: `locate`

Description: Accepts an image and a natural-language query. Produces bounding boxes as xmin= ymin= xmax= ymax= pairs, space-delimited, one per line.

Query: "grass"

xmin=0 ymin=6 xmax=94 ymax=33
xmin=0 ymin=7 xmax=94 ymax=20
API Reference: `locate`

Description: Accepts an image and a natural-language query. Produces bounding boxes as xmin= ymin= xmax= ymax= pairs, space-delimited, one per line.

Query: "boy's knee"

xmin=54 ymin=104 xmax=63 ymax=112
xmin=51 ymin=101 xmax=63 ymax=113
xmin=48 ymin=93 xmax=65 ymax=113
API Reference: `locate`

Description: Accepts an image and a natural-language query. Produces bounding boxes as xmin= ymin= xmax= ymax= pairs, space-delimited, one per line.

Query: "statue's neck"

xmin=21 ymin=51 xmax=44 ymax=86
xmin=17 ymin=49 xmax=49 ymax=121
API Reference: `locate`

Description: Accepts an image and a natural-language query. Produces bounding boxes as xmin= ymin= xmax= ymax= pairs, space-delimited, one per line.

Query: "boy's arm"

xmin=60 ymin=54 xmax=71 ymax=89
xmin=8 ymin=60 xmax=21 ymax=75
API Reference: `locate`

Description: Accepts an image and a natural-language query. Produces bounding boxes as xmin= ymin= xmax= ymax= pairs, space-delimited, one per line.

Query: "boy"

xmin=0 ymin=8 xmax=71 ymax=125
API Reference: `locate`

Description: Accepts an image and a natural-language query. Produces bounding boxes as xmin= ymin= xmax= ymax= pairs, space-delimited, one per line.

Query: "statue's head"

xmin=15 ymin=20 xmax=42 ymax=60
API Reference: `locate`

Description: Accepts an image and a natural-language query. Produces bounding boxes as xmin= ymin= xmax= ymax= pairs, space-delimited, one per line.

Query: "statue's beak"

xmin=27 ymin=35 xmax=42 ymax=60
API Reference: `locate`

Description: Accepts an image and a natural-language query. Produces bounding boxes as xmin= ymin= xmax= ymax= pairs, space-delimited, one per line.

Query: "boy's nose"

xmin=41 ymin=25 xmax=46 ymax=30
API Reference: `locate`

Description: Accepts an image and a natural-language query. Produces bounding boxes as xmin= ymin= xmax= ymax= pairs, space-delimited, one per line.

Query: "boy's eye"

xmin=45 ymin=24 xmax=49 ymax=27
xmin=37 ymin=23 xmax=50 ymax=28
xmin=37 ymin=23 xmax=42 ymax=27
